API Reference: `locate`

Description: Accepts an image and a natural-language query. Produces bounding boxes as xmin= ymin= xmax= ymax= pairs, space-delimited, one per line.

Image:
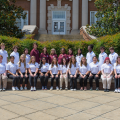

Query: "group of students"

xmin=0 ymin=42 xmax=120 ymax=93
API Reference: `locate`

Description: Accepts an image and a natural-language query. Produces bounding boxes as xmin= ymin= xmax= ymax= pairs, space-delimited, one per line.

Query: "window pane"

xmin=91 ymin=12 xmax=95 ymax=25
xmin=53 ymin=11 xmax=65 ymax=19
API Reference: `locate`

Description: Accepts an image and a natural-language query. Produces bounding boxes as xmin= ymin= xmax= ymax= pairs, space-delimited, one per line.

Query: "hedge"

xmin=0 ymin=33 xmax=120 ymax=59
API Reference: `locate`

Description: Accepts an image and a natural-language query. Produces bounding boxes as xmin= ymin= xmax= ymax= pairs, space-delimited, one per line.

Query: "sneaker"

xmin=20 ymin=87 xmax=23 ymax=91
xmin=45 ymin=86 xmax=47 ymax=90
xmin=30 ymin=87 xmax=34 ymax=91
xmin=50 ymin=86 xmax=53 ymax=91
xmin=74 ymin=89 xmax=77 ymax=91
xmin=24 ymin=86 xmax=27 ymax=90
xmin=118 ymin=89 xmax=120 ymax=93
xmin=15 ymin=87 xmax=19 ymax=91
xmin=114 ymin=89 xmax=118 ymax=93
xmin=84 ymin=87 xmax=87 ymax=91
xmin=60 ymin=87 xmax=62 ymax=90
xmin=104 ymin=89 xmax=107 ymax=92
xmin=80 ymin=88 xmax=83 ymax=91
xmin=0 ymin=89 xmax=2 ymax=91
xmin=90 ymin=87 xmax=93 ymax=91
xmin=34 ymin=87 xmax=36 ymax=91
xmin=96 ymin=87 xmax=99 ymax=91
xmin=65 ymin=87 xmax=68 ymax=90
xmin=70 ymin=88 xmax=73 ymax=91
xmin=56 ymin=86 xmax=59 ymax=91
xmin=12 ymin=87 xmax=16 ymax=91
xmin=3 ymin=88 xmax=6 ymax=91
xmin=106 ymin=89 xmax=109 ymax=92
xmin=42 ymin=86 xmax=44 ymax=90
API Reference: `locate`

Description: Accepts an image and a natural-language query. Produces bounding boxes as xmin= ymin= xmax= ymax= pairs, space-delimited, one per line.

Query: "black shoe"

xmin=106 ymin=89 xmax=109 ymax=92
xmin=104 ymin=89 xmax=107 ymax=92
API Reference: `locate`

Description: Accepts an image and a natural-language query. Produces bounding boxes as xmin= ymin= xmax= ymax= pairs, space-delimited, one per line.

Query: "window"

xmin=52 ymin=11 xmax=66 ymax=20
xmin=16 ymin=11 xmax=28 ymax=29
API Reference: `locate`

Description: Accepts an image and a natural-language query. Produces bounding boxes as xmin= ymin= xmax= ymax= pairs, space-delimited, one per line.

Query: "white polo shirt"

xmin=18 ymin=62 xmax=29 ymax=73
xmin=0 ymin=62 xmax=6 ymax=74
xmin=109 ymin=52 xmax=118 ymax=65
xmin=68 ymin=63 xmax=79 ymax=75
xmin=101 ymin=63 xmax=113 ymax=74
xmin=28 ymin=62 xmax=39 ymax=73
xmin=6 ymin=62 xmax=19 ymax=74
xmin=98 ymin=52 xmax=107 ymax=66
xmin=39 ymin=63 xmax=49 ymax=73
xmin=76 ymin=54 xmax=83 ymax=64
xmin=0 ymin=49 xmax=8 ymax=63
xmin=78 ymin=63 xmax=90 ymax=75
xmin=49 ymin=64 xmax=60 ymax=75
xmin=89 ymin=62 xmax=100 ymax=74
xmin=10 ymin=51 xmax=19 ymax=65
xmin=60 ymin=65 xmax=68 ymax=74
xmin=86 ymin=51 xmax=95 ymax=64
xmin=26 ymin=54 xmax=30 ymax=64
xmin=114 ymin=63 xmax=120 ymax=74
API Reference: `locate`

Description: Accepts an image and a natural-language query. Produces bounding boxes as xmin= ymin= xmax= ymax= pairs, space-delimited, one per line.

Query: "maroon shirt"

xmin=58 ymin=54 xmax=68 ymax=65
xmin=30 ymin=49 xmax=39 ymax=63
xmin=67 ymin=54 xmax=74 ymax=62
xmin=40 ymin=53 xmax=50 ymax=63
xmin=49 ymin=54 xmax=58 ymax=64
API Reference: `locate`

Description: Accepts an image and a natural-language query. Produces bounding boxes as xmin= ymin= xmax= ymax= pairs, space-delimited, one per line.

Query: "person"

xmin=58 ymin=48 xmax=68 ymax=65
xmin=98 ymin=46 xmax=107 ymax=66
xmin=10 ymin=46 xmax=19 ymax=65
xmin=40 ymin=47 xmax=50 ymax=63
xmin=0 ymin=55 xmax=7 ymax=91
xmin=101 ymin=57 xmax=113 ymax=92
xmin=23 ymin=48 xmax=30 ymax=64
xmin=30 ymin=43 xmax=39 ymax=63
xmin=49 ymin=48 xmax=58 ymax=64
xmin=0 ymin=43 xmax=8 ymax=63
xmin=39 ymin=57 xmax=49 ymax=90
xmin=89 ymin=56 xmax=101 ymax=91
xmin=60 ymin=57 xmax=68 ymax=90
xmin=6 ymin=56 xmax=19 ymax=91
xmin=86 ymin=44 xmax=95 ymax=64
xmin=114 ymin=56 xmax=120 ymax=93
xmin=78 ymin=57 xmax=90 ymax=91
xmin=68 ymin=56 xmax=79 ymax=91
xmin=76 ymin=48 xmax=83 ymax=64
xmin=18 ymin=54 xmax=29 ymax=90
xmin=49 ymin=57 xmax=60 ymax=90
xmin=28 ymin=56 xmax=39 ymax=91
xmin=109 ymin=47 xmax=118 ymax=65
xmin=67 ymin=48 xmax=73 ymax=62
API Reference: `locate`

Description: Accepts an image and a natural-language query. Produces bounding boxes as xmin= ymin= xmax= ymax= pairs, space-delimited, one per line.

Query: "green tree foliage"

xmin=0 ymin=0 xmax=26 ymax=38
xmin=86 ymin=0 xmax=120 ymax=37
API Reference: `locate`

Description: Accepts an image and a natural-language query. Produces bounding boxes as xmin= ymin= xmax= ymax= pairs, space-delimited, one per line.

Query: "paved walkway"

xmin=0 ymin=90 xmax=120 ymax=120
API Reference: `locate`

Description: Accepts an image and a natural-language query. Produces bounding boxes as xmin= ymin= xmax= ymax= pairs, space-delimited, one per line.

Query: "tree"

xmin=0 ymin=0 xmax=26 ymax=38
xmin=86 ymin=0 xmax=120 ymax=37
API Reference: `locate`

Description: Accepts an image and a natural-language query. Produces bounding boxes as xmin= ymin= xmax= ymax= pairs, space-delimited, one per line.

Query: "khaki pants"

xmin=60 ymin=74 xmax=68 ymax=88
xmin=101 ymin=73 xmax=113 ymax=89
xmin=0 ymin=74 xmax=8 ymax=89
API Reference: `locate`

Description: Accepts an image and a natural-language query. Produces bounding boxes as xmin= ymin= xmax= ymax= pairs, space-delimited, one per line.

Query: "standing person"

xmin=0 ymin=55 xmax=7 ymax=91
xmin=58 ymin=48 xmax=68 ymax=65
xmin=10 ymin=46 xmax=19 ymax=65
xmin=39 ymin=57 xmax=49 ymax=90
xmin=23 ymin=48 xmax=30 ymax=64
xmin=98 ymin=46 xmax=107 ymax=66
xmin=0 ymin=43 xmax=8 ymax=63
xmin=86 ymin=44 xmax=95 ymax=64
xmin=18 ymin=54 xmax=29 ymax=90
xmin=78 ymin=57 xmax=90 ymax=91
xmin=40 ymin=47 xmax=50 ymax=63
xmin=6 ymin=56 xmax=19 ymax=91
xmin=67 ymin=48 xmax=73 ymax=62
xmin=101 ymin=57 xmax=113 ymax=92
xmin=30 ymin=43 xmax=39 ymax=63
xmin=109 ymin=47 xmax=118 ymax=65
xmin=76 ymin=48 xmax=83 ymax=64
xmin=49 ymin=48 xmax=58 ymax=64
xmin=89 ymin=56 xmax=101 ymax=91
xmin=68 ymin=56 xmax=79 ymax=91
xmin=28 ymin=56 xmax=39 ymax=91
xmin=60 ymin=58 xmax=68 ymax=90
xmin=49 ymin=57 xmax=60 ymax=91
xmin=114 ymin=56 xmax=120 ymax=93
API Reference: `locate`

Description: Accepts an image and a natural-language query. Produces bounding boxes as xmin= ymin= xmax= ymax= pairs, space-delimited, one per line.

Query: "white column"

xmin=30 ymin=0 xmax=37 ymax=25
xmin=71 ymin=0 xmax=79 ymax=34
xmin=82 ymin=0 xmax=88 ymax=26
xmin=39 ymin=0 xmax=47 ymax=34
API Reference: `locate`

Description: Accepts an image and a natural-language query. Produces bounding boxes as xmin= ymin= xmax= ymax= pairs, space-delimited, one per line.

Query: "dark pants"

xmin=79 ymin=75 xmax=88 ymax=87
xmin=89 ymin=74 xmax=100 ymax=88
xmin=19 ymin=73 xmax=28 ymax=85
xmin=40 ymin=72 xmax=49 ymax=87
xmin=8 ymin=74 xmax=19 ymax=86
xmin=51 ymin=74 xmax=59 ymax=86
xmin=114 ymin=74 xmax=120 ymax=89
xmin=29 ymin=72 xmax=38 ymax=87
xmin=69 ymin=75 xmax=77 ymax=89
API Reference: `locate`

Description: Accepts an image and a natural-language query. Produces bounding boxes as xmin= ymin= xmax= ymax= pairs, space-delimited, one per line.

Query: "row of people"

xmin=0 ymin=54 xmax=120 ymax=93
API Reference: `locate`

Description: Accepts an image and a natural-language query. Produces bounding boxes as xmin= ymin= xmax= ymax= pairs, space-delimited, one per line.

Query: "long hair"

xmin=23 ymin=48 xmax=28 ymax=54
xmin=39 ymin=57 xmax=46 ymax=69
xmin=51 ymin=57 xmax=58 ymax=68
xmin=61 ymin=57 xmax=68 ymax=68
xmin=68 ymin=48 xmax=73 ymax=55
xmin=80 ymin=57 xmax=87 ymax=67
xmin=69 ymin=56 xmax=76 ymax=68
xmin=50 ymin=48 xmax=56 ymax=55
xmin=61 ymin=48 xmax=65 ymax=54
xmin=42 ymin=47 xmax=48 ymax=54
xmin=116 ymin=56 xmax=120 ymax=66
xmin=77 ymin=48 xmax=82 ymax=56
xmin=18 ymin=54 xmax=26 ymax=68
xmin=29 ymin=56 xmax=36 ymax=64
